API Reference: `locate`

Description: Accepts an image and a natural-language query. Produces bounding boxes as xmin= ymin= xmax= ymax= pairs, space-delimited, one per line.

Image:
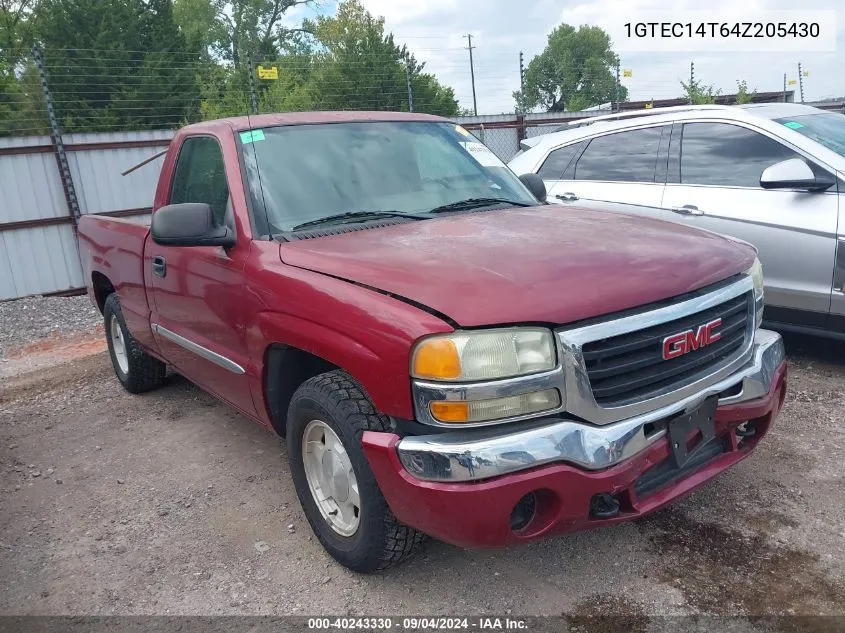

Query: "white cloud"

xmin=356 ymin=0 xmax=844 ymax=113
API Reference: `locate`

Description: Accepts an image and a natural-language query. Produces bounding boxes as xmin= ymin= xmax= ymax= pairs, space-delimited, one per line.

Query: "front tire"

xmin=287 ymin=370 xmax=425 ymax=572
xmin=103 ymin=293 xmax=166 ymax=394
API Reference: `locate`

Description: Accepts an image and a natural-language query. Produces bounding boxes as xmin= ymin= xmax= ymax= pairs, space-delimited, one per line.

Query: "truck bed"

xmin=78 ymin=214 xmax=154 ymax=349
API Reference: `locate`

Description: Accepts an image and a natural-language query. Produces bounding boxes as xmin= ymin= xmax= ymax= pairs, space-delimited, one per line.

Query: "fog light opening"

xmin=589 ymin=493 xmax=620 ymax=519
xmin=509 ymin=492 xmax=537 ymax=532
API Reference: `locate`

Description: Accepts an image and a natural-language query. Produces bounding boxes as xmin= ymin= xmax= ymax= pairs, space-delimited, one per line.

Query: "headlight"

xmin=745 ymin=257 xmax=764 ymax=328
xmin=411 ymin=328 xmax=556 ymax=382
xmin=411 ymin=328 xmax=560 ymax=425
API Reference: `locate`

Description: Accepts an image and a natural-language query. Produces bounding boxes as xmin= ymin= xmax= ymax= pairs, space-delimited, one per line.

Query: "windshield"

xmin=775 ymin=112 xmax=845 ymax=159
xmin=240 ymin=121 xmax=538 ymax=233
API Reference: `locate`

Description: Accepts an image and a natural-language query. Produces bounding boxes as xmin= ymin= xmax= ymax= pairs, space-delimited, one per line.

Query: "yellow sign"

xmin=788 ymin=79 xmax=798 ymax=86
xmin=622 ymin=68 xmax=632 ymax=78
xmin=257 ymin=65 xmax=279 ymax=80
xmin=644 ymin=102 xmax=653 ymax=109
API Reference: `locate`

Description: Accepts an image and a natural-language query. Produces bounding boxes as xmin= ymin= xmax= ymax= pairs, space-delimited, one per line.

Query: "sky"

xmin=285 ymin=0 xmax=845 ymax=114
xmin=285 ymin=0 xmax=845 ymax=115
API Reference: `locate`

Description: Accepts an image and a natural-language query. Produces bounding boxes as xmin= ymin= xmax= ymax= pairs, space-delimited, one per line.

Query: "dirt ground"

xmin=1 ymin=328 xmax=844 ymax=620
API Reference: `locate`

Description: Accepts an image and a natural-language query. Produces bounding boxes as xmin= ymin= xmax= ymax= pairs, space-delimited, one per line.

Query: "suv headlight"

xmin=746 ymin=257 xmax=764 ymax=328
xmin=411 ymin=328 xmax=560 ymax=425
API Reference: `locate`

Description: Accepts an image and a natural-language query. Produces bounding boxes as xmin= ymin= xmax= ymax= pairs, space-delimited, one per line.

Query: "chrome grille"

xmin=581 ymin=291 xmax=752 ymax=408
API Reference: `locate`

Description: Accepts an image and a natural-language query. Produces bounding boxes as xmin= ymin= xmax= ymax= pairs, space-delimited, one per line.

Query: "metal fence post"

xmin=615 ymin=63 xmax=621 ymax=113
xmin=32 ymin=44 xmax=81 ymax=231
xmin=247 ymin=54 xmax=259 ymax=114
xmin=797 ymin=62 xmax=805 ymax=104
xmin=405 ymin=59 xmax=414 ymax=112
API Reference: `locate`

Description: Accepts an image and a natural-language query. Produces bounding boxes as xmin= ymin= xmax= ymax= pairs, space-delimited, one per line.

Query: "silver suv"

xmin=508 ymin=103 xmax=845 ymax=340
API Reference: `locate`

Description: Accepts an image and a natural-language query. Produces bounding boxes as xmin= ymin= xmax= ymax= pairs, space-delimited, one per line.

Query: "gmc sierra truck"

xmin=78 ymin=112 xmax=788 ymax=573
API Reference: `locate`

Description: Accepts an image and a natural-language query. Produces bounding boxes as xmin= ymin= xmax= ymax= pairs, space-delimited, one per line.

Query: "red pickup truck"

xmin=79 ymin=111 xmax=787 ymax=572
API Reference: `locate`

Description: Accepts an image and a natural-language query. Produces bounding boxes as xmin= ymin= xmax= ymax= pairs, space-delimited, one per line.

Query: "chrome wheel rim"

xmin=110 ymin=315 xmax=129 ymax=375
xmin=302 ymin=420 xmax=360 ymax=536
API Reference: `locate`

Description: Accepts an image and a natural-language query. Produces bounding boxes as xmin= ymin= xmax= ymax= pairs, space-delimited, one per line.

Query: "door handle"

xmin=555 ymin=192 xmax=579 ymax=202
xmin=670 ymin=205 xmax=704 ymax=216
xmin=152 ymin=256 xmax=167 ymax=278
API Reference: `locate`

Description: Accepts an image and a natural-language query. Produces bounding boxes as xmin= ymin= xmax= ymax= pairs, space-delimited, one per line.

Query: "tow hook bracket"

xmin=590 ymin=493 xmax=620 ymax=519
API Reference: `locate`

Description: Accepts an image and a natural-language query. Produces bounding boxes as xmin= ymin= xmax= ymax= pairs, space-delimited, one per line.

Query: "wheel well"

xmin=265 ymin=345 xmax=339 ymax=436
xmin=91 ymin=272 xmax=115 ymax=313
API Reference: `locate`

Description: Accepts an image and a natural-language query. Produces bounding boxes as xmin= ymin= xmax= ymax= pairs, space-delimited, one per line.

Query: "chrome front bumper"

xmin=397 ymin=329 xmax=785 ymax=482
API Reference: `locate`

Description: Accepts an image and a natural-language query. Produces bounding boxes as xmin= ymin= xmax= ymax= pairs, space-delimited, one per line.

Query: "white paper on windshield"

xmin=461 ymin=141 xmax=503 ymax=167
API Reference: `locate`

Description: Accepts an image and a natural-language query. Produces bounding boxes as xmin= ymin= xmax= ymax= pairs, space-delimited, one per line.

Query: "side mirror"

xmin=519 ymin=173 xmax=547 ymax=202
xmin=151 ymin=203 xmax=235 ymax=248
xmin=760 ymin=158 xmax=835 ymax=192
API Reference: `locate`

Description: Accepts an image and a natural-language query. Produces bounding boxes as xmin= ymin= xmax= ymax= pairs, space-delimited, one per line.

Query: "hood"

xmin=279 ymin=206 xmax=755 ymax=327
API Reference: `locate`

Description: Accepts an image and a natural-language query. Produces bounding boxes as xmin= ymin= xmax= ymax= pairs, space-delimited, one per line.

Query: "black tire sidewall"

xmin=103 ymin=294 xmax=131 ymax=385
xmin=287 ymin=392 xmax=389 ymax=571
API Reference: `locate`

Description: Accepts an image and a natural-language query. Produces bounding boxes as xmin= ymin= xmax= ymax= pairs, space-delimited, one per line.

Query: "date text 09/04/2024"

xmin=307 ymin=617 xmax=529 ymax=630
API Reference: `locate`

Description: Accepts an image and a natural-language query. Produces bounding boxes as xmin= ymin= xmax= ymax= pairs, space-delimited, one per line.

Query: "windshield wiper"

xmin=291 ymin=210 xmax=428 ymax=231
xmin=428 ymin=197 xmax=535 ymax=214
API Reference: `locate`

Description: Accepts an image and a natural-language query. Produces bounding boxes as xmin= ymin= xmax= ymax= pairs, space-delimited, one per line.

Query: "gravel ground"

xmin=0 ymin=296 xmax=100 ymax=359
xmin=0 ymin=297 xmax=844 ymax=622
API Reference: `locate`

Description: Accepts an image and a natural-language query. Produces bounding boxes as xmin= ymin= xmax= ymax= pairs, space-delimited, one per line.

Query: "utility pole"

xmin=465 ymin=34 xmax=478 ymax=116
xmin=797 ymin=62 xmax=805 ymax=103
xmin=405 ymin=58 xmax=414 ymax=112
xmin=689 ymin=61 xmax=694 ymax=104
xmin=783 ymin=73 xmax=787 ymax=103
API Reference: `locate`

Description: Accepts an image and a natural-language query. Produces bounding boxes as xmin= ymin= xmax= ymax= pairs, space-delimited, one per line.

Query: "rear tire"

xmin=103 ymin=293 xmax=166 ymax=394
xmin=287 ymin=370 xmax=425 ymax=572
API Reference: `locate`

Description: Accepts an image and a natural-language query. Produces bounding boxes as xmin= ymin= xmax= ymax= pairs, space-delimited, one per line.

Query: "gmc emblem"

xmin=662 ymin=318 xmax=722 ymax=360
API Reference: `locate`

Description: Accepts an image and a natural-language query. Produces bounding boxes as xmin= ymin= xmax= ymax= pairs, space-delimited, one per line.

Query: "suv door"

xmin=661 ymin=121 xmax=839 ymax=318
xmin=546 ymin=125 xmax=668 ymax=209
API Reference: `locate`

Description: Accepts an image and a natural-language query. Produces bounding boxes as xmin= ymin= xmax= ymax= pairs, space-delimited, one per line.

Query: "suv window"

xmin=538 ymin=143 xmax=580 ymax=180
xmin=680 ymin=123 xmax=799 ymax=188
xmin=574 ymin=127 xmax=663 ymax=182
xmin=169 ymin=136 xmax=229 ymax=225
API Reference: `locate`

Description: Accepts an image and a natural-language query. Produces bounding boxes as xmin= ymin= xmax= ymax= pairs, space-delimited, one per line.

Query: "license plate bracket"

xmin=667 ymin=396 xmax=718 ymax=468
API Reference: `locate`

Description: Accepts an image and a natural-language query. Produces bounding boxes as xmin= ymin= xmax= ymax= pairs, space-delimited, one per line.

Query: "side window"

xmin=680 ymin=123 xmax=799 ymax=188
xmin=574 ymin=127 xmax=663 ymax=183
xmin=537 ymin=143 xmax=580 ymax=180
xmin=169 ymin=136 xmax=229 ymax=226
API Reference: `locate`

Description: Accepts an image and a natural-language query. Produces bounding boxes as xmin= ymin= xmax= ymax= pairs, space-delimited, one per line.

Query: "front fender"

xmin=256 ymin=311 xmax=409 ymax=419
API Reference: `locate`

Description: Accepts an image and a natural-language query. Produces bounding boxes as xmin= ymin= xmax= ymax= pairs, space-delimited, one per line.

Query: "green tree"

xmin=734 ymin=79 xmax=756 ymax=105
xmin=303 ymin=0 xmax=457 ymax=115
xmin=680 ymin=77 xmax=720 ymax=105
xmin=0 ymin=61 xmax=47 ymax=135
xmin=173 ymin=0 xmax=314 ymax=65
xmin=0 ymin=0 xmax=40 ymax=66
xmin=517 ymin=24 xmax=626 ymax=112
xmin=36 ymin=0 xmax=203 ymax=131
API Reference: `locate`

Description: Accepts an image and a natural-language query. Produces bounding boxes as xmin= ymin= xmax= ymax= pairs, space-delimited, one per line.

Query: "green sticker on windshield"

xmin=782 ymin=121 xmax=804 ymax=130
xmin=240 ymin=129 xmax=265 ymax=144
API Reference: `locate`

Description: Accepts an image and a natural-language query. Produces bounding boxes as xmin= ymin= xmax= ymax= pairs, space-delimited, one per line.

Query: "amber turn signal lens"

xmin=429 ymin=401 xmax=470 ymax=423
xmin=412 ymin=338 xmax=461 ymax=380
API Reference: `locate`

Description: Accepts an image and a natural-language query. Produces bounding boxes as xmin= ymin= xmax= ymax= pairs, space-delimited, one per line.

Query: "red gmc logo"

xmin=662 ymin=318 xmax=723 ymax=360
